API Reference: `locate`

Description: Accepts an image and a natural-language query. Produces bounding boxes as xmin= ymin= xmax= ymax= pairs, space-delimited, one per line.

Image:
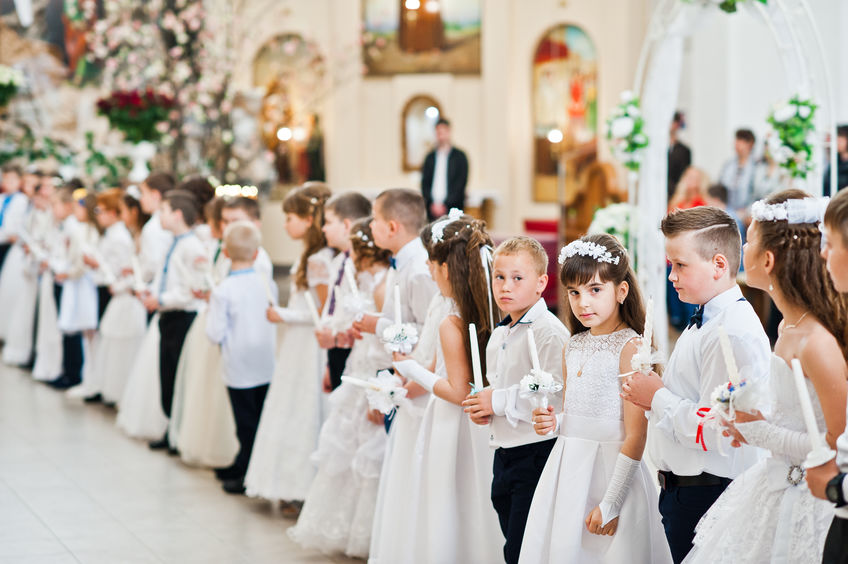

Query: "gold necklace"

xmin=577 ymin=321 xmax=624 ymax=377
xmin=784 ymin=311 xmax=809 ymax=330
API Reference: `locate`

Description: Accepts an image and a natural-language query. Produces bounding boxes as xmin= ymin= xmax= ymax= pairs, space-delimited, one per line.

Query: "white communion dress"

xmin=116 ymin=314 xmax=168 ymax=440
xmin=684 ymin=355 xmax=833 ymax=563
xmin=520 ymin=328 xmax=672 ymax=564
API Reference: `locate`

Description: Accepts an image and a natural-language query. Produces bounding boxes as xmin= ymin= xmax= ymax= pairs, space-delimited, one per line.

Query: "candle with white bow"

xmin=717 ymin=326 xmax=740 ymax=387
xmin=394 ymin=285 xmax=402 ymax=326
xmin=527 ymin=328 xmax=541 ymax=371
xmin=790 ymin=358 xmax=835 ymax=468
xmin=344 ymin=260 xmax=358 ymax=294
xmin=303 ymin=292 xmax=322 ymax=327
xmin=468 ymin=323 xmax=483 ymax=392
xmin=341 ymin=375 xmax=382 ymax=392
xmin=639 ymin=297 xmax=653 ymax=371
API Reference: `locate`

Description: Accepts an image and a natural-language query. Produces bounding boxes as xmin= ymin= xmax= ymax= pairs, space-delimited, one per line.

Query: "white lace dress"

xmin=520 ymin=329 xmax=672 ymax=564
xmin=289 ymin=269 xmax=391 ymax=558
xmin=245 ymin=247 xmax=335 ymax=501
xmin=684 ymin=355 xmax=833 ymax=563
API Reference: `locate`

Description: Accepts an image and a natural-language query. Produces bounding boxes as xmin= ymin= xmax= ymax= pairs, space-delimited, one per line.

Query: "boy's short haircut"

xmin=706 ymin=183 xmax=729 ymax=205
xmin=375 ymin=188 xmax=427 ymax=233
xmin=735 ymin=128 xmax=755 ymax=145
xmin=838 ymin=125 xmax=848 ymax=141
xmin=54 ymin=186 xmax=75 ymax=203
xmin=1 ymin=164 xmax=22 ymax=175
xmin=144 ymin=172 xmax=177 ymax=195
xmin=493 ymin=236 xmax=548 ymax=276
xmin=223 ymin=220 xmax=261 ymax=262
xmin=164 ymin=189 xmax=200 ymax=226
xmin=178 ymin=176 xmax=215 ymax=210
xmin=825 ymin=188 xmax=848 ymax=247
xmin=661 ymin=206 xmax=742 ymax=276
xmin=325 ymin=192 xmax=372 ymax=221
xmin=222 ymin=196 xmax=261 ymax=220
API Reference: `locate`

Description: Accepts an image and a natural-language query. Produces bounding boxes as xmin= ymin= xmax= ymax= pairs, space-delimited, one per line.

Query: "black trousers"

xmin=659 ymin=480 xmax=730 ymax=563
xmin=96 ymin=285 xmax=111 ymax=323
xmin=158 ymin=310 xmax=196 ymax=418
xmin=0 ymin=242 xmax=10 ymax=273
xmin=824 ymin=516 xmax=848 ymax=564
xmin=227 ymin=383 xmax=269 ymax=478
xmin=491 ymin=438 xmax=557 ymax=564
xmin=53 ymin=283 xmax=83 ymax=384
xmin=327 ymin=347 xmax=351 ymax=390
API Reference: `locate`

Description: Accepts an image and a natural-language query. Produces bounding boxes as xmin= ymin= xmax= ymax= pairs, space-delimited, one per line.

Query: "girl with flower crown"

xmin=684 ymin=190 xmax=848 ymax=563
xmin=242 ymin=183 xmax=336 ymax=501
xmin=521 ymin=233 xmax=671 ymax=563
xmin=288 ymin=218 xmax=394 ymax=558
xmin=390 ymin=212 xmax=504 ymax=563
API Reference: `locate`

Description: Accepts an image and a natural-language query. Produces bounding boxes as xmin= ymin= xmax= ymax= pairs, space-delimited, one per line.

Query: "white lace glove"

xmin=734 ymin=420 xmax=814 ymax=461
xmin=598 ymin=453 xmax=641 ymax=526
xmin=392 ymin=359 xmax=440 ymax=393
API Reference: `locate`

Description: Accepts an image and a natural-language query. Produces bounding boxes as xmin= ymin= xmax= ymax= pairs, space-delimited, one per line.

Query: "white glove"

xmin=392 ymin=359 xmax=440 ymax=393
xmin=272 ymin=306 xmax=312 ymax=324
xmin=598 ymin=453 xmax=641 ymax=526
xmin=735 ymin=419 xmax=814 ymax=462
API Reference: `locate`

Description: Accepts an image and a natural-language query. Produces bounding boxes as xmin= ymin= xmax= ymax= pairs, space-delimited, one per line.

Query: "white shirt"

xmin=139 ymin=212 xmax=173 ymax=285
xmin=0 ymin=192 xmax=28 ymax=244
xmin=151 ymin=231 xmax=208 ymax=312
xmin=92 ymin=221 xmax=134 ymax=286
xmin=431 ymin=147 xmax=450 ymax=205
xmin=718 ymin=157 xmax=756 ymax=210
xmin=375 ymin=238 xmax=438 ymax=337
xmin=647 ymin=285 xmax=770 ymax=478
xmin=488 ymin=298 xmax=570 ymax=449
xmin=206 ymin=267 xmax=277 ymax=389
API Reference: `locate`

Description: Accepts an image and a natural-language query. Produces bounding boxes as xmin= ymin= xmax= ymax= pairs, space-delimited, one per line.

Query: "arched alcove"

xmin=401 ymin=94 xmax=442 ymax=171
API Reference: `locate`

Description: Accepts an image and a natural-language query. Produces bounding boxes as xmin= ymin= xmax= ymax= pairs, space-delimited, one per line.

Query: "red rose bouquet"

xmin=96 ymin=89 xmax=174 ymax=144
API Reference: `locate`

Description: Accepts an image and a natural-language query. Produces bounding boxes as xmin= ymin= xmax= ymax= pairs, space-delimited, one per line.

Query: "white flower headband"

xmin=431 ymin=208 xmax=465 ymax=243
xmin=750 ymin=197 xmax=829 ymax=225
xmin=354 ymin=230 xmax=375 ymax=248
xmin=558 ymin=240 xmax=621 ymax=265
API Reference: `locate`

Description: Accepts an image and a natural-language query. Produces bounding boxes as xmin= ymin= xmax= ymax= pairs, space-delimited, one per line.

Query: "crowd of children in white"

xmin=2 ymin=163 xmax=848 ymax=564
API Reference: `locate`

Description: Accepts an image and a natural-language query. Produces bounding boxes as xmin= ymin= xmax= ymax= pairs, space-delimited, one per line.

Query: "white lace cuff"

xmin=735 ymin=419 xmax=813 ymax=462
xmin=598 ymin=453 xmax=640 ymax=526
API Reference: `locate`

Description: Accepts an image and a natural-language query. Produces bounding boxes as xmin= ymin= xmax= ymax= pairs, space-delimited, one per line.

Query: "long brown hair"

xmin=754 ymin=189 xmax=848 ymax=357
xmin=559 ymin=233 xmax=647 ymax=338
xmin=283 ymin=183 xmax=331 ymax=290
xmin=426 ymin=214 xmax=495 ymax=381
xmin=350 ymin=217 xmax=391 ymax=271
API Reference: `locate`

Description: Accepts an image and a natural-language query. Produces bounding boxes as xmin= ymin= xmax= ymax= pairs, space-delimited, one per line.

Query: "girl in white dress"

xmin=391 ymin=214 xmax=504 ymax=563
xmin=523 ymin=233 xmax=671 ymax=564
xmin=245 ymin=183 xmax=334 ymax=501
xmin=289 ymin=219 xmax=392 ymax=558
xmin=685 ymin=190 xmax=848 ymax=563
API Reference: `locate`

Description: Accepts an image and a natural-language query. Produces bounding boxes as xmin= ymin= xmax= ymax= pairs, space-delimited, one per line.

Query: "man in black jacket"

xmin=421 ymin=118 xmax=469 ymax=220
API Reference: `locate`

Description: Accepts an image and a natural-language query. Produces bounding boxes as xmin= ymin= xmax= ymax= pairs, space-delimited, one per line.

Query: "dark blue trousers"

xmin=659 ymin=481 xmax=729 ymax=563
xmin=53 ymin=283 xmax=82 ymax=385
xmin=227 ymin=383 xmax=269 ymax=479
xmin=823 ymin=516 xmax=848 ymax=564
xmin=491 ymin=438 xmax=556 ymax=564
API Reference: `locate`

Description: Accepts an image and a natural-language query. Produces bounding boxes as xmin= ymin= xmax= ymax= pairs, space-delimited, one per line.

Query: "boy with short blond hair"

xmin=461 ymin=235 xmax=569 ymax=564
xmin=622 ymin=206 xmax=770 ymax=562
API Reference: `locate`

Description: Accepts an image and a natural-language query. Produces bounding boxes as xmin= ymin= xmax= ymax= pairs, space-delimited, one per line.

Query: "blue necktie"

xmin=389 ymin=257 xmax=397 ymax=269
xmin=0 ymin=194 xmax=12 ymax=227
xmin=688 ymin=306 xmax=704 ymax=329
xmin=159 ymin=233 xmax=189 ymax=295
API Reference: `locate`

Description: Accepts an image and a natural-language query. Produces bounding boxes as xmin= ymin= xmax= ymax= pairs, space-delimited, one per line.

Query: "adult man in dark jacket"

xmin=421 ymin=118 xmax=469 ymax=220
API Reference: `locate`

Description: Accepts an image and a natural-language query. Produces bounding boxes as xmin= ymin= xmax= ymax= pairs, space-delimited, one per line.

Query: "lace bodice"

xmin=564 ymin=328 xmax=638 ymax=421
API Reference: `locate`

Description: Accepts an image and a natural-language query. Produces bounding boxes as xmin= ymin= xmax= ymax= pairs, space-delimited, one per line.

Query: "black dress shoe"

xmin=83 ymin=393 xmax=103 ymax=404
xmin=47 ymin=375 xmax=76 ymax=390
xmin=167 ymin=445 xmax=179 ymax=456
xmin=148 ymin=436 xmax=169 ymax=450
xmin=222 ymin=479 xmax=246 ymax=495
xmin=214 ymin=466 xmax=240 ymax=481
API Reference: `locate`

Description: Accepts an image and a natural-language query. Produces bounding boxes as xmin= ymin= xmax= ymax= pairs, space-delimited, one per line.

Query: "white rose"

xmin=627 ymin=105 xmax=641 ymax=118
xmin=611 ymin=117 xmax=635 ymax=138
xmin=620 ymin=90 xmax=635 ymax=103
xmin=798 ymin=105 xmax=812 ymax=119
xmin=633 ymin=133 xmax=648 ymax=145
xmin=772 ymin=104 xmax=796 ymax=123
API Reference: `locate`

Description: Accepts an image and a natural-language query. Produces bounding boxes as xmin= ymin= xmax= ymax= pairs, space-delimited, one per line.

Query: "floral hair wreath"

xmin=558 ymin=240 xmax=621 ymax=266
xmin=750 ymin=197 xmax=830 ymax=225
xmin=431 ymin=208 xmax=469 ymax=243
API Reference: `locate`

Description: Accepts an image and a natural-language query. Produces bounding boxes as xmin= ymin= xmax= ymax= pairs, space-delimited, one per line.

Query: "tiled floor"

xmin=0 ymin=361 xmax=358 ymax=564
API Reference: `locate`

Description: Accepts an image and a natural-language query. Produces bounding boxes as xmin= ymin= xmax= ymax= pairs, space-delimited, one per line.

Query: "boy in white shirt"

xmin=462 ymin=236 xmax=569 ymax=564
xmin=206 ymin=220 xmax=277 ymax=494
xmin=622 ymin=206 xmax=770 ymax=562
xmin=137 ymin=172 xmax=176 ymax=286
xmin=141 ymin=189 xmax=209 ymax=451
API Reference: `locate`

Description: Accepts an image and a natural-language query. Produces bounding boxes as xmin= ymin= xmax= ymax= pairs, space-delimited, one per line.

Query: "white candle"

xmin=304 ymin=291 xmax=322 ymax=327
xmin=790 ymin=358 xmax=826 ymax=453
xmin=527 ymin=328 xmax=541 ymax=371
xmin=92 ymin=249 xmax=116 ymax=285
xmin=641 ymin=297 xmax=653 ymax=363
xmin=341 ymin=375 xmax=382 ymax=392
xmin=717 ymin=326 xmax=740 ymax=386
xmin=468 ymin=323 xmax=483 ymax=391
xmin=259 ymin=274 xmax=275 ymax=304
xmin=131 ymin=256 xmax=145 ymax=291
xmin=394 ymin=285 xmax=402 ymax=326
xmin=344 ymin=260 xmax=358 ymax=294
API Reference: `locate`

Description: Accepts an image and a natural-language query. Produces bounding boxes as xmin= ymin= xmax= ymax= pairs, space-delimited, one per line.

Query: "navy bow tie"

xmin=688 ymin=306 xmax=705 ymax=329
xmin=389 ymin=257 xmax=397 ymax=269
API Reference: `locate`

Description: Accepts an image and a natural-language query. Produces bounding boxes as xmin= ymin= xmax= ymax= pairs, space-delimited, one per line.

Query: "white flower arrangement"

xmin=710 ymin=371 xmax=762 ymax=419
xmin=381 ymin=323 xmax=419 ymax=354
xmin=431 ymin=208 xmax=464 ymax=243
xmin=767 ymin=96 xmax=817 ymax=179
xmin=606 ymin=91 xmax=649 ymax=172
xmin=587 ymin=202 xmax=634 ymax=251
xmin=518 ymin=369 xmax=563 ymax=409
xmin=363 ymin=370 xmax=410 ymax=415
xmin=0 ymin=65 xmax=25 ymax=107
xmin=558 ymin=240 xmax=620 ymax=266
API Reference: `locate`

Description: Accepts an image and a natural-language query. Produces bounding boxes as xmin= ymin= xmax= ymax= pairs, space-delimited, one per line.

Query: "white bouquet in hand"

xmin=519 ymin=369 xmax=563 ymax=409
xmin=364 ymin=370 xmax=410 ymax=414
xmin=710 ymin=366 xmax=762 ymax=420
xmin=381 ymin=323 xmax=419 ymax=354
